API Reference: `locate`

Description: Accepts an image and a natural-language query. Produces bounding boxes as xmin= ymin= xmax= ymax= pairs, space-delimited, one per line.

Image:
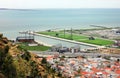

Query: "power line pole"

xmin=64 ymin=29 xmax=65 ymax=38
xmin=33 ymin=30 xmax=35 ymax=40
xmin=71 ymin=28 xmax=73 ymax=40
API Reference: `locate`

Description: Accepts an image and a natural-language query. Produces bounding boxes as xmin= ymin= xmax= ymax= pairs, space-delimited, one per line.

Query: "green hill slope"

xmin=0 ymin=33 xmax=59 ymax=78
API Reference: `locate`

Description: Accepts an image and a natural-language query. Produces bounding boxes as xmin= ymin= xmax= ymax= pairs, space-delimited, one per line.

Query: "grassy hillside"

xmin=0 ymin=33 xmax=60 ymax=78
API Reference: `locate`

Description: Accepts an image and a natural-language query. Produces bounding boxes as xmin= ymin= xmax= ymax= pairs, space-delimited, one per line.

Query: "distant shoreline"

xmin=1 ymin=8 xmax=120 ymax=12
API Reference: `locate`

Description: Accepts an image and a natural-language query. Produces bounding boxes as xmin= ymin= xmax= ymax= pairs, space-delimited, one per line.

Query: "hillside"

xmin=0 ymin=33 xmax=59 ymax=78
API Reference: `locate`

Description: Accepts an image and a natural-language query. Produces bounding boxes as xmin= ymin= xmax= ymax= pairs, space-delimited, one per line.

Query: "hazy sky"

xmin=0 ymin=0 xmax=120 ymax=9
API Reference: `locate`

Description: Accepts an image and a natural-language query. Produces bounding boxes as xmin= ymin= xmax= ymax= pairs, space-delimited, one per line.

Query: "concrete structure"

xmin=51 ymin=43 xmax=62 ymax=51
xmin=114 ymin=39 xmax=120 ymax=47
xmin=16 ymin=36 xmax=35 ymax=43
xmin=16 ymin=30 xmax=35 ymax=43
xmin=70 ymin=45 xmax=80 ymax=53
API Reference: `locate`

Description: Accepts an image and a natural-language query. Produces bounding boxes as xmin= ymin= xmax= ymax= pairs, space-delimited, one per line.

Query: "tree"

xmin=30 ymin=61 xmax=39 ymax=78
xmin=89 ymin=36 xmax=95 ymax=40
xmin=0 ymin=33 xmax=3 ymax=38
xmin=117 ymin=59 xmax=120 ymax=62
xmin=41 ymin=57 xmax=47 ymax=64
xmin=0 ymin=45 xmax=9 ymax=69
xmin=77 ymin=69 xmax=81 ymax=73
xmin=70 ymin=28 xmax=73 ymax=40
xmin=1 ymin=54 xmax=17 ymax=78
xmin=21 ymin=51 xmax=31 ymax=61
xmin=4 ymin=45 xmax=9 ymax=54
xmin=56 ymin=33 xmax=59 ymax=37
xmin=64 ymin=29 xmax=65 ymax=38
xmin=58 ymin=72 xmax=62 ymax=77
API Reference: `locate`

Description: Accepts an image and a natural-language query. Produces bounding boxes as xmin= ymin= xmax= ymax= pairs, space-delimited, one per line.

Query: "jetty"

xmin=90 ymin=25 xmax=110 ymax=29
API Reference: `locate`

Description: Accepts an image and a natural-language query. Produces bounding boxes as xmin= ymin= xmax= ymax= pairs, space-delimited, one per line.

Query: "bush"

xmin=1 ymin=54 xmax=17 ymax=78
xmin=58 ymin=72 xmax=62 ymax=77
xmin=61 ymin=55 xmax=65 ymax=58
xmin=41 ymin=57 xmax=47 ymax=64
xmin=104 ymin=56 xmax=110 ymax=60
xmin=0 ymin=33 xmax=3 ymax=38
xmin=21 ymin=51 xmax=31 ymax=61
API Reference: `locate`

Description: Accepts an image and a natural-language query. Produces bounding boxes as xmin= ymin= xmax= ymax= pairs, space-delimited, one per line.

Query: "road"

xmin=30 ymin=51 xmax=120 ymax=58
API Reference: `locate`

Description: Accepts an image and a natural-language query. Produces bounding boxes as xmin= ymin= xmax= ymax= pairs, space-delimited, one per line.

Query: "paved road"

xmin=30 ymin=51 xmax=120 ymax=58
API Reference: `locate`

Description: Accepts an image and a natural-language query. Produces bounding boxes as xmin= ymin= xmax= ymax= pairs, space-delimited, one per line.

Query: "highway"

xmin=30 ymin=51 xmax=120 ymax=58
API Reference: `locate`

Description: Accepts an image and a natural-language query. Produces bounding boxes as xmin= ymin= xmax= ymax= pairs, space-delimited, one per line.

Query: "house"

xmin=70 ymin=45 xmax=80 ymax=53
xmin=114 ymin=39 xmax=120 ymax=47
xmin=51 ymin=44 xmax=62 ymax=51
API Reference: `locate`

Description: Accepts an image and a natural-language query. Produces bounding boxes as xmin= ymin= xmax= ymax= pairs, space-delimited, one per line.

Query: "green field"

xmin=19 ymin=43 xmax=50 ymax=51
xmin=38 ymin=31 xmax=114 ymax=46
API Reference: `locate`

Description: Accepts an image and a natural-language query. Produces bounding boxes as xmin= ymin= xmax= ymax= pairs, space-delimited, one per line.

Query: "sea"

xmin=0 ymin=8 xmax=120 ymax=48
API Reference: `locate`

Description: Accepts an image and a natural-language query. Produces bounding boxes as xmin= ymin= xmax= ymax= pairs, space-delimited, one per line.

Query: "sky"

xmin=0 ymin=0 xmax=120 ymax=9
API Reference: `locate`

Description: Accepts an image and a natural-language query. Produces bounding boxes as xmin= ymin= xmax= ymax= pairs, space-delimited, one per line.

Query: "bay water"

xmin=0 ymin=9 xmax=120 ymax=48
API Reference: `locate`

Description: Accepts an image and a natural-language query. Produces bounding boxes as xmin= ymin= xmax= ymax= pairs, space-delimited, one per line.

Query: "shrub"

xmin=0 ymin=33 xmax=3 ymax=38
xmin=41 ymin=57 xmax=47 ymax=64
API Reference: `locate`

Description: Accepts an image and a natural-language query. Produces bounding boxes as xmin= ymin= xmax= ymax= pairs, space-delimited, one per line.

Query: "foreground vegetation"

xmin=18 ymin=43 xmax=50 ymax=51
xmin=0 ymin=34 xmax=60 ymax=78
xmin=38 ymin=31 xmax=114 ymax=46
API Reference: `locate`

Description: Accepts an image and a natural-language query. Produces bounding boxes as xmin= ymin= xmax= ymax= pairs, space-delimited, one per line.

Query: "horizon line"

xmin=0 ymin=7 xmax=120 ymax=10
